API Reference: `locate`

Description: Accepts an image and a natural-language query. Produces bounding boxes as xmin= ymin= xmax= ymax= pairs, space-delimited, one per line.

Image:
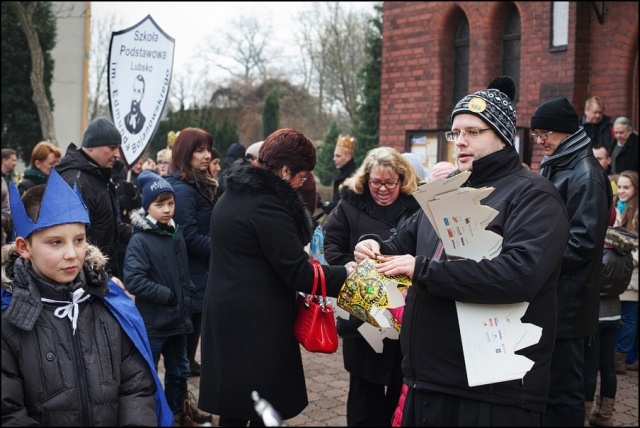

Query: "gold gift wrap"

xmin=337 ymin=258 xmax=412 ymax=328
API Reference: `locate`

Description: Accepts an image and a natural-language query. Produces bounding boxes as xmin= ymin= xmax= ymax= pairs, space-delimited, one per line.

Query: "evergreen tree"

xmin=353 ymin=3 xmax=382 ymax=165
xmin=216 ymin=116 xmax=240 ymax=159
xmin=262 ymin=87 xmax=280 ymax=139
xmin=1 ymin=2 xmax=56 ymax=162
xmin=315 ymin=120 xmax=342 ymax=186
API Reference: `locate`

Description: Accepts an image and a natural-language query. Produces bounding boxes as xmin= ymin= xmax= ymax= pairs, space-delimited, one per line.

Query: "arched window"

xmin=502 ymin=4 xmax=521 ymax=102
xmin=453 ymin=16 xmax=469 ymax=105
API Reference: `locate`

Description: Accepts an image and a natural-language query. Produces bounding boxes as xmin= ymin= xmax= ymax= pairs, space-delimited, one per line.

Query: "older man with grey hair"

xmin=610 ymin=116 xmax=639 ymax=173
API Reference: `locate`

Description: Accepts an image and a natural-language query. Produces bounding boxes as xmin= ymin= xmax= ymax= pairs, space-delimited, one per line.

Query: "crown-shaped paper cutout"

xmin=9 ymin=168 xmax=90 ymax=239
xmin=167 ymin=130 xmax=179 ymax=147
xmin=336 ymin=134 xmax=355 ymax=153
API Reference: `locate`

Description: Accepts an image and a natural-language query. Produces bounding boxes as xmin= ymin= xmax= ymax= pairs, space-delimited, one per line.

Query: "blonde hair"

xmin=344 ymin=147 xmax=419 ymax=195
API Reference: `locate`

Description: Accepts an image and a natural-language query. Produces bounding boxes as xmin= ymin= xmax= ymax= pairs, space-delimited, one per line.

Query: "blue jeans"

xmin=616 ymin=301 xmax=638 ymax=358
xmin=583 ymin=320 xmax=620 ymax=401
xmin=547 ymin=337 xmax=585 ymax=427
xmin=148 ymin=334 xmax=190 ymax=414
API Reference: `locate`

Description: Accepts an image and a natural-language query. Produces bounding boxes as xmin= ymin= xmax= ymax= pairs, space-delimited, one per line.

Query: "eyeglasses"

xmin=369 ymin=180 xmax=399 ymax=189
xmin=445 ymin=128 xmax=492 ymax=142
xmin=531 ymin=131 xmax=554 ymax=141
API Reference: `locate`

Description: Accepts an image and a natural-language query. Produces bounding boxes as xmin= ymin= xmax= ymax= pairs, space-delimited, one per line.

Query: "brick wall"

xmin=381 ymin=1 xmax=638 ymax=171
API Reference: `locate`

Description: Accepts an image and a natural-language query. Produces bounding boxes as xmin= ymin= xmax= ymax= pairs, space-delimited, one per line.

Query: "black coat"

xmin=580 ymin=114 xmax=614 ymax=148
xmin=609 ymin=131 xmax=639 ymax=174
xmin=55 ymin=144 xmax=132 ymax=277
xmin=123 ymin=209 xmax=195 ymax=337
xmin=540 ymin=128 xmax=612 ymax=338
xmin=365 ymin=146 xmax=570 ymax=412
xmin=198 ymin=163 xmax=348 ymax=421
xmin=324 ymin=158 xmax=358 ymax=213
xmin=323 ymin=186 xmax=420 ymax=385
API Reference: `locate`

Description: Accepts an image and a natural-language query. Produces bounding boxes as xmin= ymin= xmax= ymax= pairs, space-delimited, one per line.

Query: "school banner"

xmin=108 ymin=15 xmax=174 ymax=168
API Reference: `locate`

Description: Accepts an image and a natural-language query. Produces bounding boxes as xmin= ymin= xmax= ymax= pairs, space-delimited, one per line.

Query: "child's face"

xmin=148 ymin=195 xmax=175 ymax=224
xmin=15 ymin=223 xmax=87 ymax=285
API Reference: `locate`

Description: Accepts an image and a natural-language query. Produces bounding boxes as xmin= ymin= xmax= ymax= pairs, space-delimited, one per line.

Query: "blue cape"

xmin=2 ymin=282 xmax=173 ymax=427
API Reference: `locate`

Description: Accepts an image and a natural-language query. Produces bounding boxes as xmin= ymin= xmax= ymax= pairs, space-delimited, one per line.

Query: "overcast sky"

xmin=91 ymin=1 xmax=378 ymax=81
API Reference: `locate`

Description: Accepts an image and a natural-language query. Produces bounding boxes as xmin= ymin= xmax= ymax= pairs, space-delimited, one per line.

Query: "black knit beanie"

xmin=451 ymin=76 xmax=517 ymax=146
xmin=82 ymin=117 xmax=122 ymax=147
xmin=530 ymin=97 xmax=579 ymax=134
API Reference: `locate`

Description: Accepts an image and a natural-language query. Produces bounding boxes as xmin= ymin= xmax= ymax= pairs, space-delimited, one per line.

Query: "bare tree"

xmin=7 ymin=1 xmax=57 ymax=146
xmin=297 ymin=2 xmax=370 ymax=125
xmin=201 ymin=16 xmax=277 ymax=84
xmin=88 ymin=10 xmax=122 ymax=121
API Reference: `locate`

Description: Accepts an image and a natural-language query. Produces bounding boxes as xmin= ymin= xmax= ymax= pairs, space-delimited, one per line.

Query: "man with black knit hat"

xmin=532 ymin=97 xmax=612 ymax=426
xmin=354 ymin=77 xmax=570 ymax=426
xmin=56 ymin=117 xmax=132 ymax=278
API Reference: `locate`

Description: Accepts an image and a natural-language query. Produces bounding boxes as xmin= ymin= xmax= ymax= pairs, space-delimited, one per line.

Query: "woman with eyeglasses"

xmin=322 ymin=146 xmax=423 ymax=426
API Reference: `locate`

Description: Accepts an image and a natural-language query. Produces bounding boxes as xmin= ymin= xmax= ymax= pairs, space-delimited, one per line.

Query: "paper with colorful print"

xmin=337 ymin=258 xmax=409 ymax=328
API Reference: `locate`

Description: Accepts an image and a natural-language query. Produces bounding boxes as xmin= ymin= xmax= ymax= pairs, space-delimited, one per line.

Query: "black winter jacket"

xmin=364 ymin=146 xmax=570 ymax=412
xmin=324 ymin=158 xmax=358 ymax=213
xmin=55 ymin=144 xmax=132 ymax=277
xmin=123 ymin=209 xmax=195 ymax=337
xmin=1 ymin=244 xmax=158 ymax=426
xmin=540 ymin=128 xmax=612 ymax=338
xmin=323 ymin=186 xmax=420 ymax=385
xmin=579 ymin=114 xmax=614 ymax=148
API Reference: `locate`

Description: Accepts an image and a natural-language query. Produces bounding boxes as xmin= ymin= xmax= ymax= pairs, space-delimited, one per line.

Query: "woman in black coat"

xmin=322 ymin=147 xmax=422 ymax=427
xmin=198 ymin=128 xmax=355 ymax=426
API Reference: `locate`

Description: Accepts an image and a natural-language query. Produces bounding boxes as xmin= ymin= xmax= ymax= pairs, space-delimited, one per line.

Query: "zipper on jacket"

xmin=70 ymin=321 xmax=91 ymax=426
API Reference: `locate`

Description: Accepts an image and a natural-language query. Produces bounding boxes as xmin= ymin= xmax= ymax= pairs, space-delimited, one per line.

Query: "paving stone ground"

xmin=158 ymin=338 xmax=638 ymax=427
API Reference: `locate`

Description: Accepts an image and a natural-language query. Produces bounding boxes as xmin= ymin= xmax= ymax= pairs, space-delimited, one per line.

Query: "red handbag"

xmin=294 ymin=260 xmax=339 ymax=354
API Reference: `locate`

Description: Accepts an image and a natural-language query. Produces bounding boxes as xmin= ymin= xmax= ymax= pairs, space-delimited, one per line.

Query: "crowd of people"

xmin=1 ymin=78 xmax=638 ymax=427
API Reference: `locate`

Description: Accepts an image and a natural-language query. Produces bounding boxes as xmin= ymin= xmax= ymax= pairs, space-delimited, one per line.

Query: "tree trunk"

xmin=9 ymin=2 xmax=57 ymax=146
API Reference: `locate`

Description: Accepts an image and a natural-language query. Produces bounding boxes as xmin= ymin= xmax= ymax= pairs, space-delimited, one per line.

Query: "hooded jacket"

xmin=1 ymin=244 xmax=169 ymax=426
xmin=55 ymin=144 xmax=132 ymax=277
xmin=198 ymin=163 xmax=348 ymax=421
xmin=362 ymin=146 xmax=570 ymax=412
xmin=540 ymin=127 xmax=612 ymax=338
xmin=123 ymin=209 xmax=195 ymax=337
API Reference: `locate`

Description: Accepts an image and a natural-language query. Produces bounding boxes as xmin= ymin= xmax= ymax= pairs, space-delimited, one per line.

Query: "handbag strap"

xmin=315 ymin=261 xmax=327 ymax=299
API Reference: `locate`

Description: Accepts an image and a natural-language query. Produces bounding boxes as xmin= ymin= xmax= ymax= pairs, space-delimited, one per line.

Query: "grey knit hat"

xmin=451 ymin=76 xmax=517 ymax=146
xmin=82 ymin=117 xmax=122 ymax=147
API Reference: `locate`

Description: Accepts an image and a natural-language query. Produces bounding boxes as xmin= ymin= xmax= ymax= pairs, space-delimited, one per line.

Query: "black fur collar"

xmin=225 ymin=164 xmax=314 ymax=244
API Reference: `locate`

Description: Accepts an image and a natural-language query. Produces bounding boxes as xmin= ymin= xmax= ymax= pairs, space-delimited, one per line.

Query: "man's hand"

xmin=354 ymin=239 xmax=381 ymax=263
xmin=375 ymin=254 xmax=416 ymax=279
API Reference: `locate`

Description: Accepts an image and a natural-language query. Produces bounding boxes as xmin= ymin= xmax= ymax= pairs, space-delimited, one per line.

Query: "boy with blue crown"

xmin=1 ymin=169 xmax=172 ymax=427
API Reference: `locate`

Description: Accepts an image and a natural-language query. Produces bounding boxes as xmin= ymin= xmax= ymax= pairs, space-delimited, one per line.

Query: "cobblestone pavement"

xmin=159 ymin=338 xmax=638 ymax=427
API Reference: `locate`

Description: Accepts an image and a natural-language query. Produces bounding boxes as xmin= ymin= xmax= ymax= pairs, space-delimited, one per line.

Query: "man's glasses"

xmin=369 ymin=180 xmax=399 ymax=189
xmin=531 ymin=131 xmax=554 ymax=141
xmin=445 ymin=128 xmax=492 ymax=142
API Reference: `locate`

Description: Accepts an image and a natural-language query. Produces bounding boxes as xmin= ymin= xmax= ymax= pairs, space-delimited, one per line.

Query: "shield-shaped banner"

xmin=108 ymin=15 xmax=174 ymax=168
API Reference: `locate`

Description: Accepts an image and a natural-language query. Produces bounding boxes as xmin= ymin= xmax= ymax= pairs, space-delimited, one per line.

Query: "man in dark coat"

xmin=579 ymin=96 xmax=614 ymax=148
xmin=355 ymin=76 xmax=571 ymax=426
xmin=532 ymin=97 xmax=612 ymax=426
xmin=610 ymin=116 xmax=639 ymax=173
xmin=55 ymin=117 xmax=132 ymax=278
xmin=321 ymin=134 xmax=358 ymax=215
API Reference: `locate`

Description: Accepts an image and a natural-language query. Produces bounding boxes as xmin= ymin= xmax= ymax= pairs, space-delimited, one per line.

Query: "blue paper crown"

xmin=9 ymin=168 xmax=91 ymax=239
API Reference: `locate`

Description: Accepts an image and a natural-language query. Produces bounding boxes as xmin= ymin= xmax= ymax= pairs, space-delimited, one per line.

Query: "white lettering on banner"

xmin=108 ymin=14 xmax=174 ymax=167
